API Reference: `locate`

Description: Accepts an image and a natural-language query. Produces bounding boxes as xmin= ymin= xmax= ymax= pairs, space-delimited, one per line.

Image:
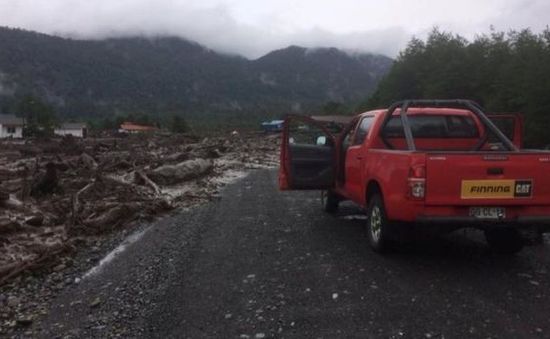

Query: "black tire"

xmin=323 ymin=190 xmax=339 ymax=214
xmin=366 ymin=193 xmax=391 ymax=253
xmin=485 ymin=228 xmax=524 ymax=254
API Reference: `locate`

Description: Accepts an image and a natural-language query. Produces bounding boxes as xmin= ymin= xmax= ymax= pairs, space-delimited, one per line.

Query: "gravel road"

xmin=26 ymin=169 xmax=550 ymax=338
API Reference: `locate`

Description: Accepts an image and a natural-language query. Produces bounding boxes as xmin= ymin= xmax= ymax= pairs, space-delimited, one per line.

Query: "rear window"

xmin=489 ymin=117 xmax=515 ymax=141
xmin=383 ymin=115 xmax=479 ymax=138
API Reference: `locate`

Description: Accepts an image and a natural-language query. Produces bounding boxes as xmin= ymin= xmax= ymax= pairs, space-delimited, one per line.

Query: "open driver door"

xmin=279 ymin=115 xmax=336 ymax=190
xmin=488 ymin=113 xmax=524 ymax=149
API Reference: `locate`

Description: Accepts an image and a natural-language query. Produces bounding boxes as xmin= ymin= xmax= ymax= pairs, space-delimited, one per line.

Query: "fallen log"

xmin=164 ymin=152 xmax=189 ymax=163
xmin=67 ymin=180 xmax=96 ymax=232
xmin=0 ymin=242 xmax=71 ymax=286
xmin=83 ymin=203 xmax=139 ymax=232
xmin=80 ymin=153 xmax=98 ymax=170
xmin=148 ymin=158 xmax=213 ymax=185
xmin=134 ymin=171 xmax=162 ymax=196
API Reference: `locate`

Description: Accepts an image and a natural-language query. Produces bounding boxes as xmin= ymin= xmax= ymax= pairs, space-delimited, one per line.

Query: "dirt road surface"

xmin=27 ymin=170 xmax=550 ymax=338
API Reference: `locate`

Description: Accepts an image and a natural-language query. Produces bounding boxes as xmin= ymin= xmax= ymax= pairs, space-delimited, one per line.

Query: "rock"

xmin=6 ymin=296 xmax=20 ymax=308
xmin=16 ymin=316 xmax=34 ymax=327
xmin=148 ymin=158 xmax=213 ymax=185
xmin=90 ymin=297 xmax=101 ymax=308
xmin=25 ymin=214 xmax=44 ymax=227
xmin=0 ymin=217 xmax=20 ymax=234
xmin=53 ymin=264 xmax=66 ymax=272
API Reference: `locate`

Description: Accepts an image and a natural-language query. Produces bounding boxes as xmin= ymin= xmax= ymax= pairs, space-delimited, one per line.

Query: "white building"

xmin=54 ymin=123 xmax=87 ymax=138
xmin=0 ymin=114 xmax=24 ymax=138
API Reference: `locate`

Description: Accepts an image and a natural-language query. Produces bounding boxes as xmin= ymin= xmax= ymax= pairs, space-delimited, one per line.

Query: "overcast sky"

xmin=0 ymin=0 xmax=548 ymax=58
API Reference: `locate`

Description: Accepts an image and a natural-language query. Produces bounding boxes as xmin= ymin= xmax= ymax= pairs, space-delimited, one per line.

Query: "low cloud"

xmin=0 ymin=0 xmax=548 ymax=58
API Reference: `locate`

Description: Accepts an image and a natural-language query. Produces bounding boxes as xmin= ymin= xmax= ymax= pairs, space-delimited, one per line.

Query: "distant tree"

xmin=321 ymin=101 xmax=347 ymax=115
xmin=169 ymin=115 xmax=189 ymax=133
xmin=16 ymin=95 xmax=58 ymax=137
xmin=97 ymin=116 xmax=116 ymax=131
xmin=362 ymin=27 xmax=550 ymax=147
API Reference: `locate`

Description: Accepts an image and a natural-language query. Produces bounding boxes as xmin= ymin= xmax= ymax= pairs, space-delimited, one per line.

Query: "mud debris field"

xmin=0 ymin=131 xmax=278 ymax=289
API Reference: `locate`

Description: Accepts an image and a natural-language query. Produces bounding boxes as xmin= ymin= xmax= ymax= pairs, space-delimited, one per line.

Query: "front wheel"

xmin=366 ymin=193 xmax=391 ymax=253
xmin=485 ymin=228 xmax=524 ymax=254
xmin=322 ymin=190 xmax=339 ymax=214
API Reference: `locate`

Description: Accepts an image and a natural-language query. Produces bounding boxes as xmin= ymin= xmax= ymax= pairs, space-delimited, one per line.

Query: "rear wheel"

xmin=366 ymin=193 xmax=390 ymax=252
xmin=322 ymin=190 xmax=339 ymax=213
xmin=485 ymin=228 xmax=524 ymax=254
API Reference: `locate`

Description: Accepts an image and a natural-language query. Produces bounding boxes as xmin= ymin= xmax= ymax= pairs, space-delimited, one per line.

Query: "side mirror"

xmin=316 ymin=136 xmax=327 ymax=146
xmin=289 ymin=137 xmax=295 ymax=144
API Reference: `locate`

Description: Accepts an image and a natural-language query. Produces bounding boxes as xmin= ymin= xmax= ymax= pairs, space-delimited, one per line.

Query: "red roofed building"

xmin=119 ymin=122 xmax=159 ymax=133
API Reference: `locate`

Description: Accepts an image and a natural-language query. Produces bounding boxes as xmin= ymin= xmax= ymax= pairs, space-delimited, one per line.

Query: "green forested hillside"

xmin=363 ymin=29 xmax=550 ymax=147
xmin=0 ymin=27 xmax=392 ymax=129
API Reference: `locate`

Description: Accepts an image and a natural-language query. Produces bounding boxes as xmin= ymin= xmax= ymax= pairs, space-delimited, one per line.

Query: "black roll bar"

xmin=380 ymin=99 xmax=519 ymax=152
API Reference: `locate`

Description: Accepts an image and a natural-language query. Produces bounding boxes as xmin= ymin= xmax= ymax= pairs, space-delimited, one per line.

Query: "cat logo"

xmin=461 ymin=180 xmax=532 ymax=199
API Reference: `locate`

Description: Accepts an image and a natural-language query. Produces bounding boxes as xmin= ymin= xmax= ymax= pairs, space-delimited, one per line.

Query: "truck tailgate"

xmin=425 ymin=153 xmax=550 ymax=206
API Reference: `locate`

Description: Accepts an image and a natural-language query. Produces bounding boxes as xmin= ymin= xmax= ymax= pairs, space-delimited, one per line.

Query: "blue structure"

xmin=261 ymin=120 xmax=284 ymax=133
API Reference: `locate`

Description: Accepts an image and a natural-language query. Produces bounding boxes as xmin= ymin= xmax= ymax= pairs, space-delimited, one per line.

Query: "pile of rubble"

xmin=0 ymin=131 xmax=279 ymax=285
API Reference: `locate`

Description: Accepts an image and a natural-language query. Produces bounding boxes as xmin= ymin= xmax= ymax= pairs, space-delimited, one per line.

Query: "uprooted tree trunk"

xmin=70 ymin=180 xmax=96 ymax=231
xmin=134 ymin=170 xmax=162 ymax=196
xmin=30 ymin=162 xmax=58 ymax=197
xmin=147 ymin=158 xmax=213 ymax=185
xmin=83 ymin=203 xmax=140 ymax=233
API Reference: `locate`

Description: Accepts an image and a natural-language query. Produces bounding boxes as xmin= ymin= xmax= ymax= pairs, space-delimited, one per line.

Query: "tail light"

xmin=408 ymin=165 xmax=426 ymax=200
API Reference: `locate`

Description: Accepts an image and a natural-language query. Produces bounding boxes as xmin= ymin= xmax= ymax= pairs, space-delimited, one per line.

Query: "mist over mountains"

xmin=0 ymin=27 xmax=392 ymax=126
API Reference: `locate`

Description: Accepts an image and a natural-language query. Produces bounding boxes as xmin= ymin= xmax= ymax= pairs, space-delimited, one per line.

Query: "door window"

xmin=353 ymin=116 xmax=374 ymax=145
xmin=283 ymin=117 xmax=335 ymax=189
xmin=288 ymin=119 xmax=332 ymax=147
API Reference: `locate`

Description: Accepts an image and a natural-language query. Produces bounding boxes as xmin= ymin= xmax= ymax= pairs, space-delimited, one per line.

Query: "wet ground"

xmin=26 ymin=170 xmax=550 ymax=338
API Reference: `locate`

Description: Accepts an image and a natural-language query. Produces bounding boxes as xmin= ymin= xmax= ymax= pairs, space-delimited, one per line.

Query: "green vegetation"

xmin=15 ymin=95 xmax=58 ymax=137
xmin=169 ymin=115 xmax=189 ymax=134
xmin=363 ymin=28 xmax=550 ymax=147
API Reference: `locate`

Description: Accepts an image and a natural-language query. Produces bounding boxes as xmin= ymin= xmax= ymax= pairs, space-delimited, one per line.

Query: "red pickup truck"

xmin=279 ymin=100 xmax=550 ymax=254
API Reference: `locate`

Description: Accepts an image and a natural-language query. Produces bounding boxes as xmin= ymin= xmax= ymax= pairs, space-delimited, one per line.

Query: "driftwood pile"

xmin=0 ymin=132 xmax=279 ymax=285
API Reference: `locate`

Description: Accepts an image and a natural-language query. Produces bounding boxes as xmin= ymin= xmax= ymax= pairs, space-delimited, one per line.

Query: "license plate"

xmin=469 ymin=207 xmax=506 ymax=220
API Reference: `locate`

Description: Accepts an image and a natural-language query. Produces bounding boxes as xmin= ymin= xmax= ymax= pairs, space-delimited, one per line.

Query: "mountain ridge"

xmin=0 ymin=27 xmax=393 ymax=125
